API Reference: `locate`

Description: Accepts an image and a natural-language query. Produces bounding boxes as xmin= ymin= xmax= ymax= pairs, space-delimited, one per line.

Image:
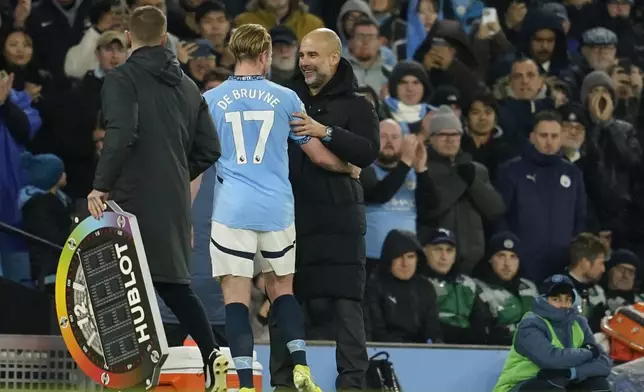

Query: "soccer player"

xmin=204 ymin=24 xmax=350 ymax=392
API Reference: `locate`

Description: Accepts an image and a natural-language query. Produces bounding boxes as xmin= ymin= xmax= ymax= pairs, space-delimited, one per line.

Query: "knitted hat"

xmin=21 ymin=152 xmax=65 ymax=191
xmin=388 ymin=60 xmax=431 ymax=102
xmin=608 ymin=249 xmax=640 ymax=271
xmin=487 ymin=232 xmax=521 ymax=259
xmin=430 ymin=85 xmax=461 ymax=108
xmin=580 ymin=71 xmax=615 ymax=106
xmin=429 ymin=105 xmax=463 ymax=135
xmin=541 ymin=2 xmax=568 ymax=22
xmin=540 ymin=274 xmax=575 ymax=297
xmin=557 ymin=102 xmax=590 ymax=130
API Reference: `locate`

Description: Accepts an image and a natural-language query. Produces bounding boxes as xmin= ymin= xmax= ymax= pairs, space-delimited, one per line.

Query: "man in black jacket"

xmin=86 ymin=7 xmax=227 ymax=392
xmin=269 ymin=28 xmax=379 ymax=390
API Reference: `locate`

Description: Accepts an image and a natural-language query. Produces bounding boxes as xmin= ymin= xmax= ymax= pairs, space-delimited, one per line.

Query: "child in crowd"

xmin=18 ymin=152 xmax=72 ymax=290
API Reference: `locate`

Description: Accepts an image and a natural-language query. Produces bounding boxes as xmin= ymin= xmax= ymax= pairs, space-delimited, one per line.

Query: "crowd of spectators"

xmin=1 ymin=0 xmax=644 ymax=348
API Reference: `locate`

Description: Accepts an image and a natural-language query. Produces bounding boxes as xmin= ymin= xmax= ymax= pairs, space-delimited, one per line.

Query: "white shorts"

xmin=210 ymin=220 xmax=296 ymax=278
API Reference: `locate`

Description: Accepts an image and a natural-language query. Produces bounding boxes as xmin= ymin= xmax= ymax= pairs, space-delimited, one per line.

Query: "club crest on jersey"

xmin=560 ymin=174 xmax=571 ymax=188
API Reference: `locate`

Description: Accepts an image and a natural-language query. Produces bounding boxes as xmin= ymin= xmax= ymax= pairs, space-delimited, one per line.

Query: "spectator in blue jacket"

xmin=0 ymin=76 xmax=42 ymax=284
xmin=496 ymin=110 xmax=586 ymax=283
xmin=158 ymin=166 xmax=227 ymax=346
xmin=493 ymin=274 xmax=612 ymax=392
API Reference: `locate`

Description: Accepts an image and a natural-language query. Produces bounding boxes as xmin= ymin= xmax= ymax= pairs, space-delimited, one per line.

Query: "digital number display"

xmin=56 ymin=204 xmax=168 ymax=389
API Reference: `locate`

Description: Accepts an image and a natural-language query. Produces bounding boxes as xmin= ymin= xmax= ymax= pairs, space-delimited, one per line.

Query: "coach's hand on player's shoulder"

xmin=349 ymin=164 xmax=361 ymax=180
xmin=290 ymin=112 xmax=327 ymax=139
xmin=87 ymin=190 xmax=108 ymax=220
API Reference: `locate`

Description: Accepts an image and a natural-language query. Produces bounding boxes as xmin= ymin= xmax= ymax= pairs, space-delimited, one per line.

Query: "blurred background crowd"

xmin=2 ymin=0 xmax=644 ymax=356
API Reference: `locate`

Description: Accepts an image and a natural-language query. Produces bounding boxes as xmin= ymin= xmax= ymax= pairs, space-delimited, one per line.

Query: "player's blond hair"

xmin=228 ymin=24 xmax=272 ymax=63
xmin=128 ymin=5 xmax=166 ymax=46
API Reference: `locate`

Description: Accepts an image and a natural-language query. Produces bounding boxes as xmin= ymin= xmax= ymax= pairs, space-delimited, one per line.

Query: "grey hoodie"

xmin=336 ymin=0 xmax=379 ymax=42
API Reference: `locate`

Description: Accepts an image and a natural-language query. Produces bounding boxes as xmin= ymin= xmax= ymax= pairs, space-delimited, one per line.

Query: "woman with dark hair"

xmin=0 ymin=30 xmax=50 ymax=101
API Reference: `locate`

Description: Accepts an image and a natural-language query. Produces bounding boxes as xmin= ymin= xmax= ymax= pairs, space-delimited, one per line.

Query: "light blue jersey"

xmin=203 ymin=75 xmax=309 ymax=231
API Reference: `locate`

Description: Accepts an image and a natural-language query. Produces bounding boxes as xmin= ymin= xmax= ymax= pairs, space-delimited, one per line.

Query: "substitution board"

xmin=55 ymin=201 xmax=168 ymax=389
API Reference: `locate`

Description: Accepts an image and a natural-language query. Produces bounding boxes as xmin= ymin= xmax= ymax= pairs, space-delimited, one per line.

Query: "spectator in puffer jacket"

xmin=496 ymin=110 xmax=586 ymax=283
xmin=0 ymin=84 xmax=42 ymax=284
xmin=363 ymin=229 xmax=442 ymax=344
xmin=493 ymin=274 xmax=612 ymax=392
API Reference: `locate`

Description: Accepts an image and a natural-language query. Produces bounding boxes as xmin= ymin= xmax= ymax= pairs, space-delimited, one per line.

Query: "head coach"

xmin=269 ymin=28 xmax=380 ymax=390
xmin=87 ymin=6 xmax=229 ymax=391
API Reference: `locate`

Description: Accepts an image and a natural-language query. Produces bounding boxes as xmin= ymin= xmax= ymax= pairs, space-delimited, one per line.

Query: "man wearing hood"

xmin=412 ymin=19 xmax=483 ymax=105
xmin=475 ymin=232 xmax=538 ymax=346
xmin=363 ymin=229 xmax=442 ymax=343
xmin=496 ymin=110 xmax=586 ymax=283
xmin=604 ymin=249 xmax=643 ymax=313
xmin=336 ymin=0 xmax=395 ymax=66
xmin=493 ymin=274 xmax=612 ymax=392
xmin=344 ymin=17 xmax=391 ymax=94
xmin=87 ymin=7 xmax=226 ymax=391
xmin=518 ymin=9 xmax=570 ymax=77
xmin=422 ymin=228 xmax=492 ymax=344
xmin=382 ymin=60 xmax=433 ymax=134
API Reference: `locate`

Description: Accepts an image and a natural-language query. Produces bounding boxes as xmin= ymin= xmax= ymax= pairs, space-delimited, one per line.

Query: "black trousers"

xmin=518 ymin=376 xmax=611 ymax=392
xmin=163 ymin=322 xmax=228 ymax=347
xmin=269 ymin=297 xmax=368 ymax=391
xmin=154 ymin=282 xmax=219 ymax=361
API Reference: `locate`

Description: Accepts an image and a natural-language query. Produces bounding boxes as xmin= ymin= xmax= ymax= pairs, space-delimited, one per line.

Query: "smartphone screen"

xmin=482 ymin=8 xmax=498 ymax=25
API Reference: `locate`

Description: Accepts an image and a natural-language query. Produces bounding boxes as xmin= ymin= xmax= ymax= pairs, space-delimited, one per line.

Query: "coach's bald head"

xmin=299 ymin=28 xmax=342 ymax=95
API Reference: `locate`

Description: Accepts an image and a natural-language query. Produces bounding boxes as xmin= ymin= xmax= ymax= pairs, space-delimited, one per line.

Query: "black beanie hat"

xmin=388 ymin=60 xmax=432 ymax=101
xmin=487 ymin=232 xmax=521 ymax=260
xmin=608 ymin=249 xmax=640 ymax=271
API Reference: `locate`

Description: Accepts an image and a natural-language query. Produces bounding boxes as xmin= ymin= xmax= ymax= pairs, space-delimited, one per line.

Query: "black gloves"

xmin=537 ymin=368 xmax=572 ymax=380
xmin=456 ymin=162 xmax=476 ymax=186
xmin=584 ymin=343 xmax=601 ymax=358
